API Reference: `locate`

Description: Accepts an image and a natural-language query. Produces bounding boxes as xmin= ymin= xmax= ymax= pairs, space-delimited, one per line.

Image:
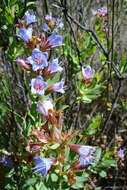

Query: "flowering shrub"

xmin=15 ymin=11 xmax=101 ymax=186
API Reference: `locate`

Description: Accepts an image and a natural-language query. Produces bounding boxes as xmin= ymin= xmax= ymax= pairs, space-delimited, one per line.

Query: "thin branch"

xmin=62 ymin=2 xmax=82 ymax=67
xmin=44 ymin=0 xmax=49 ymax=14
xmin=65 ymin=12 xmax=108 ymax=58
xmin=54 ymin=1 xmax=108 ymax=58
xmin=103 ymin=79 xmax=121 ymax=133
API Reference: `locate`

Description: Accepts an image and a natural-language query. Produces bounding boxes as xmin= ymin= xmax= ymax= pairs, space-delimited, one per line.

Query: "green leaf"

xmin=72 ymin=175 xmax=88 ymax=189
xmin=85 ymin=114 xmax=102 ymax=135
xmin=72 ymin=182 xmax=84 ymax=189
xmin=27 ymin=2 xmax=36 ymax=6
xmin=47 ymin=73 xmax=61 ymax=85
xmin=95 ymin=148 xmax=102 ymax=162
xmin=23 ymin=178 xmax=37 ymax=188
xmin=51 ymin=173 xmax=58 ymax=182
xmin=50 ymin=143 xmax=60 ymax=150
xmin=95 ymin=187 xmax=102 ymax=190
xmin=99 ymin=170 xmax=107 ymax=178
xmin=35 ymin=183 xmax=48 ymax=190
xmin=27 ymin=111 xmax=36 ymax=122
xmin=102 ymin=159 xmax=117 ymax=167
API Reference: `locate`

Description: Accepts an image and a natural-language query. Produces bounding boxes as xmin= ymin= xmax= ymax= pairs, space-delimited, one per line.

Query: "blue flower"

xmin=0 ymin=155 xmax=13 ymax=168
xmin=37 ymin=100 xmax=54 ymax=117
xmin=96 ymin=7 xmax=107 ymax=17
xmin=78 ymin=145 xmax=96 ymax=157
xmin=41 ymin=23 xmax=49 ymax=32
xmin=69 ymin=144 xmax=96 ymax=157
xmin=118 ymin=148 xmax=125 ymax=160
xmin=51 ymin=79 xmax=65 ymax=93
xmin=27 ymin=48 xmax=48 ymax=71
xmin=48 ymin=34 xmax=63 ymax=48
xmin=40 ymin=34 xmax=63 ymax=51
xmin=70 ymin=145 xmax=96 ymax=170
xmin=82 ymin=66 xmax=95 ymax=82
xmin=45 ymin=14 xmax=56 ymax=22
xmin=31 ymin=76 xmax=47 ymax=95
xmin=47 ymin=58 xmax=63 ymax=74
xmin=79 ymin=155 xmax=94 ymax=167
xmin=43 ymin=14 xmax=64 ymax=32
xmin=18 ymin=27 xmax=33 ymax=43
xmin=78 ymin=146 xmax=96 ymax=168
xmin=33 ymin=156 xmax=54 ymax=176
xmin=56 ymin=19 xmax=64 ymax=29
xmin=24 ymin=11 xmax=37 ymax=25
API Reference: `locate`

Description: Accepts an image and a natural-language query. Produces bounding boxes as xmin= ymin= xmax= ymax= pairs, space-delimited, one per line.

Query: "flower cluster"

xmin=41 ymin=13 xmax=64 ymax=32
xmin=16 ymin=11 xmax=63 ymax=50
xmin=16 ymin=11 xmax=97 ymax=179
xmin=93 ymin=7 xmax=107 ymax=17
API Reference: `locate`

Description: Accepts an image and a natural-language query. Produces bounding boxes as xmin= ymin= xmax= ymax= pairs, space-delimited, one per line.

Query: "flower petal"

xmin=48 ymin=34 xmax=63 ymax=47
xmin=33 ymin=156 xmax=54 ymax=176
xmin=18 ymin=27 xmax=32 ymax=42
xmin=24 ymin=10 xmax=37 ymax=25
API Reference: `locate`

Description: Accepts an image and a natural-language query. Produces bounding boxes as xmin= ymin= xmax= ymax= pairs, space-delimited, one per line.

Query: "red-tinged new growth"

xmin=32 ymin=129 xmax=49 ymax=143
xmin=16 ymin=58 xmax=31 ymax=70
xmin=26 ymin=141 xmax=42 ymax=153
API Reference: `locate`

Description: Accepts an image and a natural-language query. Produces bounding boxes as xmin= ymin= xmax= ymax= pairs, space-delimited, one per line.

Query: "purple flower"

xmin=96 ymin=7 xmax=107 ymax=17
xmin=82 ymin=66 xmax=95 ymax=81
xmin=24 ymin=11 xmax=37 ymax=25
xmin=0 ymin=156 xmax=13 ymax=168
xmin=79 ymin=155 xmax=94 ymax=167
xmin=44 ymin=14 xmax=56 ymax=30
xmin=27 ymin=48 xmax=48 ymax=71
xmin=47 ymin=58 xmax=63 ymax=74
xmin=51 ymin=80 xmax=65 ymax=93
xmin=56 ymin=19 xmax=64 ymax=29
xmin=18 ymin=27 xmax=32 ymax=43
xmin=48 ymin=34 xmax=63 ymax=48
xmin=78 ymin=145 xmax=96 ymax=158
xmin=118 ymin=148 xmax=125 ymax=160
xmin=40 ymin=34 xmax=63 ymax=52
xmin=74 ymin=156 xmax=94 ymax=170
xmin=37 ymin=100 xmax=54 ymax=117
xmin=69 ymin=144 xmax=96 ymax=157
xmin=41 ymin=23 xmax=49 ymax=32
xmin=31 ymin=76 xmax=47 ymax=95
xmin=33 ymin=156 xmax=54 ymax=176
xmin=45 ymin=14 xmax=56 ymax=22
xmin=45 ymin=14 xmax=64 ymax=29
xmin=43 ymin=14 xmax=64 ymax=32
xmin=70 ymin=144 xmax=96 ymax=170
